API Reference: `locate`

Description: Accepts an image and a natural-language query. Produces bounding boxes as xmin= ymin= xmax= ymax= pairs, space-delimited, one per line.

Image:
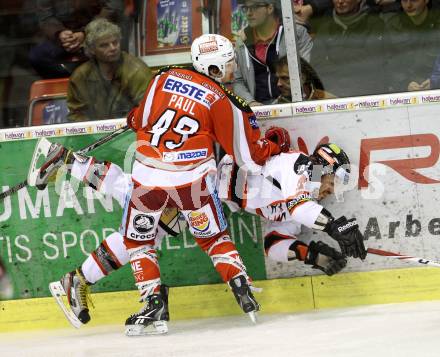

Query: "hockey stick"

xmin=367 ymin=248 xmax=440 ymax=268
xmin=0 ymin=125 xmax=129 ymax=201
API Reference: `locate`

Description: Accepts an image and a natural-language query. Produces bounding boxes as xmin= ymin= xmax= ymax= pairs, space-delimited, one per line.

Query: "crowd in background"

xmin=1 ymin=0 xmax=440 ymax=128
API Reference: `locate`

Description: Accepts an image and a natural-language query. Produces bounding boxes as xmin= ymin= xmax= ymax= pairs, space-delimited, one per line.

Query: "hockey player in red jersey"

xmin=42 ymin=34 xmax=288 ymax=335
xmin=119 ymin=33 xmax=290 ymax=334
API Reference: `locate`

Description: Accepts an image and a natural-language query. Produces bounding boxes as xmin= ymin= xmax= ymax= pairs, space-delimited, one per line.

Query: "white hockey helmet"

xmin=191 ymin=34 xmax=235 ymax=82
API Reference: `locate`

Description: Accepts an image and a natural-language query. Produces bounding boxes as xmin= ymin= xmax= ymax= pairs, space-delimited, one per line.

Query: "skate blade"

xmin=247 ymin=311 xmax=258 ymax=324
xmin=49 ymin=281 xmax=83 ymax=329
xmin=125 ymin=321 xmax=168 ymax=336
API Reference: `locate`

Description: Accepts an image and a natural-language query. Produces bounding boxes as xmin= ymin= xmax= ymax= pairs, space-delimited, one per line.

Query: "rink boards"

xmin=3 ymin=89 xmax=440 ymax=330
xmin=2 ymin=266 xmax=440 ymax=332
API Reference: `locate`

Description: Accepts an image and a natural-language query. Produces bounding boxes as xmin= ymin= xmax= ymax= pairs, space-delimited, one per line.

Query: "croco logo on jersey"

xmin=187 ymin=211 xmax=210 ymax=232
xmin=133 ymin=214 xmax=155 ymax=234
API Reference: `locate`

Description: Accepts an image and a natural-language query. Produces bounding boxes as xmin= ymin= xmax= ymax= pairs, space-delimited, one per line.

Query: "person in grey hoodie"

xmin=233 ymin=0 xmax=313 ymax=105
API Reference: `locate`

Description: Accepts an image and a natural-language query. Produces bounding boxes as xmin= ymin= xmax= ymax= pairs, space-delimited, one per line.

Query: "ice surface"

xmin=1 ymin=300 xmax=440 ymax=357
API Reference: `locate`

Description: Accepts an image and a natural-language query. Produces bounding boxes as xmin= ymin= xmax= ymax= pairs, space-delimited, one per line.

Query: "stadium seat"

xmin=28 ymin=78 xmax=69 ymax=126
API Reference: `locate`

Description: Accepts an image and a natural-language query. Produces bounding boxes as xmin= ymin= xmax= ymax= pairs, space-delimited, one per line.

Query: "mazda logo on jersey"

xmin=133 ymin=214 xmax=155 ymax=234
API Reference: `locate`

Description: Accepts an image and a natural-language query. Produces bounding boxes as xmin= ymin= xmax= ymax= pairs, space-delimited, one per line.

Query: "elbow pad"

xmin=311 ymin=208 xmax=334 ymax=231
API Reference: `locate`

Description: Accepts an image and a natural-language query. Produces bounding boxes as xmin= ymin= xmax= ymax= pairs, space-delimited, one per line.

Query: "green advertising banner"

xmin=0 ymin=124 xmax=266 ymax=300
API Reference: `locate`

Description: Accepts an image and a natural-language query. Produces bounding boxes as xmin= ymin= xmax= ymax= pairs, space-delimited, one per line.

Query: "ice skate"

xmin=49 ymin=269 xmax=93 ymax=328
xmin=229 ymin=274 xmax=260 ymax=324
xmin=125 ymin=285 xmax=169 ymax=336
xmin=28 ymin=138 xmax=74 ymax=190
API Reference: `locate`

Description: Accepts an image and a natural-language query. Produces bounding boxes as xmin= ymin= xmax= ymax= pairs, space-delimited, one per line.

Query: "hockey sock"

xmin=126 ymin=243 xmax=161 ymax=301
xmin=81 ymin=232 xmax=128 ymax=284
xmin=197 ymin=234 xmax=247 ymax=282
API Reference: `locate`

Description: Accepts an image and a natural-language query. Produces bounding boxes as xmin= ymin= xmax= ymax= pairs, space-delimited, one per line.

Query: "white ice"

xmin=1 ymin=300 xmax=440 ymax=357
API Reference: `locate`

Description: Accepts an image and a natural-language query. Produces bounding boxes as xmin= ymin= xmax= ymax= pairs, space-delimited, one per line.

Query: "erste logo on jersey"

xmin=163 ymin=149 xmax=208 ymax=162
xmin=188 ymin=211 xmax=210 ymax=232
xmin=163 ymin=75 xmax=220 ymax=108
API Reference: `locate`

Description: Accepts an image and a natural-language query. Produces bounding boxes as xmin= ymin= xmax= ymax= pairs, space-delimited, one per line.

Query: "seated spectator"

xmin=385 ymin=0 xmax=440 ymax=92
xmin=310 ymin=0 xmax=387 ymax=97
xmin=67 ymin=18 xmax=153 ymax=122
xmin=274 ymin=56 xmax=336 ymax=103
xmin=29 ymin=0 xmax=124 ymax=79
xmin=430 ymin=53 xmax=440 ymax=89
xmin=233 ymin=0 xmax=313 ymax=106
xmin=366 ymin=0 xmax=400 ymax=14
xmin=295 ymin=0 xmax=333 ymax=28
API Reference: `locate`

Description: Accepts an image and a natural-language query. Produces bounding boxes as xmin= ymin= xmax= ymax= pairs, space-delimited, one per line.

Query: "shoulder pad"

xmin=156 ymin=65 xmax=191 ymax=75
xmin=293 ymin=154 xmax=312 ymax=175
xmin=218 ymin=83 xmax=253 ymax=113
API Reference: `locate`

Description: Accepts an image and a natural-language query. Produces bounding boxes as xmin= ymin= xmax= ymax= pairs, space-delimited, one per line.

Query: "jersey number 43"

xmin=149 ymin=109 xmax=199 ymax=149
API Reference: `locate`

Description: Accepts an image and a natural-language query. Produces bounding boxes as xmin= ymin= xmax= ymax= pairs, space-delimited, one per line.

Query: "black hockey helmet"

xmin=311 ymin=143 xmax=350 ymax=184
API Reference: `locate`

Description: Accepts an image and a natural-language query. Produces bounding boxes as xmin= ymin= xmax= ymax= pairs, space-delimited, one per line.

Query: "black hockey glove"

xmin=304 ymin=241 xmax=347 ymax=276
xmin=324 ymin=216 xmax=367 ymax=260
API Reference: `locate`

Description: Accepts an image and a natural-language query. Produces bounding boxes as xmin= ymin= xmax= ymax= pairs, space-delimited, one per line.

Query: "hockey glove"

xmin=305 ymin=241 xmax=347 ymax=276
xmin=324 ymin=216 xmax=367 ymax=260
xmin=291 ymin=240 xmax=347 ymax=276
xmin=264 ymin=126 xmax=291 ymax=153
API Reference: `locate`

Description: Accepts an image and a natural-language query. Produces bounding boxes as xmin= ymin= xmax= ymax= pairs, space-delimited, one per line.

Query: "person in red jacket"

xmin=121 ymin=34 xmax=289 ymax=335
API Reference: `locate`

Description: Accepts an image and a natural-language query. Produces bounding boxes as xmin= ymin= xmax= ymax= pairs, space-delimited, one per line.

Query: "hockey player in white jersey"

xmin=217 ymin=139 xmax=366 ymax=270
xmin=36 ymin=132 xmax=365 ymax=331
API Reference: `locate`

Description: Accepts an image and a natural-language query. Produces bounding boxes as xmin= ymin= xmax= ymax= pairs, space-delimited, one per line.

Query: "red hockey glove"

xmin=127 ymin=106 xmax=140 ymax=131
xmin=264 ymin=126 xmax=291 ymax=153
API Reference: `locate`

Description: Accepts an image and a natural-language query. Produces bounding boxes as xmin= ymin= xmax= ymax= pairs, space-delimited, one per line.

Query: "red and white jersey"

xmin=218 ymin=152 xmax=324 ymax=229
xmin=128 ymin=66 xmax=280 ymax=187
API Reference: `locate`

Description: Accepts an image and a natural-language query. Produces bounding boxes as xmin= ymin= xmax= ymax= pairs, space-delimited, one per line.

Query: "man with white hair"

xmin=67 ymin=18 xmax=153 ymax=122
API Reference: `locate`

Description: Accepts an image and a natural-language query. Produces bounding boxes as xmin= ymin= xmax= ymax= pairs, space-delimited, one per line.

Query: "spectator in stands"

xmin=274 ymin=56 xmax=336 ymax=103
xmin=294 ymin=0 xmax=333 ymax=29
xmin=310 ymin=0 xmax=387 ymax=97
xmin=430 ymin=53 xmax=440 ymax=90
xmin=67 ymin=18 xmax=152 ymax=122
xmin=29 ymin=0 xmax=125 ymax=79
xmin=233 ymin=0 xmax=313 ymax=106
xmin=385 ymin=0 xmax=440 ymax=92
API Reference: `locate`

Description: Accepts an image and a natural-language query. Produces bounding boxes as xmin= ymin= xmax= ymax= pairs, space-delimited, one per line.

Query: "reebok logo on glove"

xmin=337 ymin=220 xmax=357 ymax=233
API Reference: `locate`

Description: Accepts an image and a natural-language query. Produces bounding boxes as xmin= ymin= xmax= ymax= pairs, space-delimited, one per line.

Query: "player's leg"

xmin=264 ymin=220 xmax=347 ymax=276
xmin=49 ymin=231 xmax=130 ymax=327
xmin=182 ymin=175 xmax=260 ymax=321
xmin=49 ymin=221 xmax=174 ymax=328
xmin=122 ymin=184 xmax=169 ymax=336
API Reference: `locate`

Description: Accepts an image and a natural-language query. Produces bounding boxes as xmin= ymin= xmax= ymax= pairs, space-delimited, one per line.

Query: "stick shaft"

xmin=0 ymin=126 xmax=129 ymax=201
xmin=367 ymin=248 xmax=440 ymax=267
